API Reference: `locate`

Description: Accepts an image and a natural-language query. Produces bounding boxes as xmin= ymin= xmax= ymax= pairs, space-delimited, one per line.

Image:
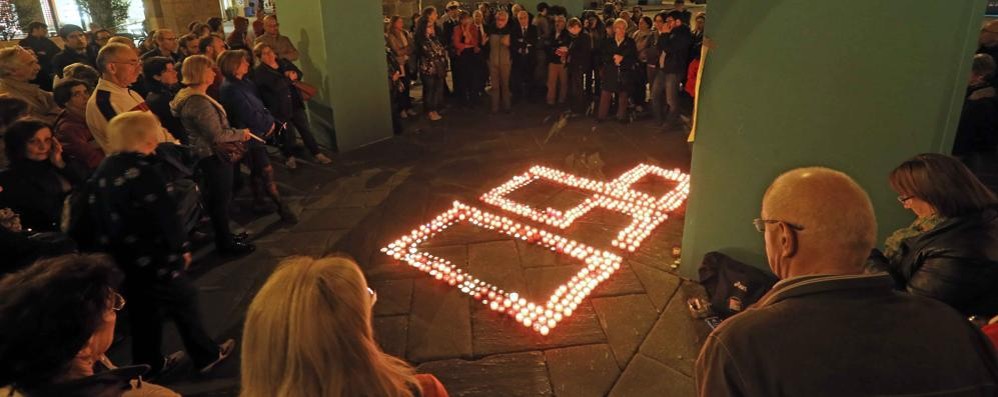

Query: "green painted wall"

xmin=516 ymin=0 xmax=585 ymax=18
xmin=280 ymin=0 xmax=394 ymax=151
xmin=679 ymin=1 xmax=985 ymax=278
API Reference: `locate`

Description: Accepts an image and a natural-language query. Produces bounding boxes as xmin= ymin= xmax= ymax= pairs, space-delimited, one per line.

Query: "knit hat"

xmin=57 ymin=24 xmax=84 ymax=39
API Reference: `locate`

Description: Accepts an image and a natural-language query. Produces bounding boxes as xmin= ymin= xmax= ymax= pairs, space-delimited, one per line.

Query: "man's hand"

xmin=182 ymin=252 xmax=193 ymax=270
xmin=284 ymin=70 xmax=299 ymax=81
xmin=613 ymin=54 xmax=623 ymax=65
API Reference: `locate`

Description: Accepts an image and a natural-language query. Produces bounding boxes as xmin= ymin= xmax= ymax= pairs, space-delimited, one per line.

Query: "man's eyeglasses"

xmin=897 ymin=195 xmax=912 ymax=204
xmin=110 ymin=60 xmax=141 ymax=66
xmin=111 ymin=291 xmax=126 ymax=311
xmin=367 ymin=287 xmax=378 ymax=307
xmin=753 ymin=218 xmax=805 ymax=233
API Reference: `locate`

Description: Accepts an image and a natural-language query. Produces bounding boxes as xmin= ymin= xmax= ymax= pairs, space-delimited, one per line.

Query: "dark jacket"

xmin=657 ymin=24 xmax=693 ymax=74
xmin=600 ymin=36 xmax=637 ymax=92
xmin=88 ymin=152 xmax=189 ymax=282
xmin=511 ymin=23 xmax=538 ymax=61
xmin=0 ymin=228 xmax=76 ymax=275
xmin=0 ymin=159 xmax=83 ymax=232
xmin=145 ymin=81 xmax=186 ymax=144
xmin=140 ymin=48 xmax=183 ymax=64
xmin=696 ymin=273 xmax=998 ymax=397
xmin=887 ymin=208 xmax=998 ymax=317
xmin=567 ymin=32 xmax=592 ymax=73
xmin=252 ymin=62 xmax=296 ymax=121
xmin=219 ymin=77 xmax=275 ymax=137
xmin=547 ymin=30 xmax=571 ymax=65
xmin=52 ymin=48 xmax=97 ymax=79
xmin=953 ymin=84 xmax=998 ymax=157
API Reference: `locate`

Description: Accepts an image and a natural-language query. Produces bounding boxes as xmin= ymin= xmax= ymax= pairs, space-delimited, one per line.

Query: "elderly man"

xmin=141 ymin=29 xmax=183 ymax=63
xmin=695 ymin=167 xmax=998 ymax=397
xmin=87 ymin=43 xmax=174 ymax=153
xmin=0 ymin=46 xmax=59 ymax=122
xmin=488 ymin=11 xmax=513 ymax=113
xmin=52 ymin=24 xmax=97 ymax=80
xmin=254 ymin=16 xmax=299 ymax=61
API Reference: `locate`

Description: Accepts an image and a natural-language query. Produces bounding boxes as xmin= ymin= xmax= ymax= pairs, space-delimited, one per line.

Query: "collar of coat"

xmin=755 ymin=272 xmax=895 ymax=308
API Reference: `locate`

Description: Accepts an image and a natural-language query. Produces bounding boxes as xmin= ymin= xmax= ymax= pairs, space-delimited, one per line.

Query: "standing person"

xmin=415 ymin=6 xmax=448 ymax=121
xmin=207 ymin=17 xmax=225 ymax=40
xmin=651 ymin=11 xmax=691 ymax=128
xmin=453 ymin=11 xmax=483 ymax=106
xmin=179 ymin=34 xmax=201 ymax=59
xmin=19 ymin=21 xmax=60 ymax=91
xmin=566 ymin=18 xmax=592 ymax=115
xmin=690 ymin=12 xmax=705 ymax=61
xmin=546 ymin=15 xmax=570 ymax=106
xmin=533 ymin=3 xmax=552 ymax=93
xmin=52 ymin=24 xmax=97 ymax=81
xmin=583 ymin=13 xmax=605 ymax=99
xmin=218 ymin=50 xmax=297 ymax=224
xmin=386 ymin=15 xmax=418 ymax=119
xmin=140 ymin=29 xmax=183 ymax=63
xmin=197 ymin=35 xmax=227 ymax=100
xmin=0 ymin=119 xmax=83 ymax=232
xmin=53 ymin=79 xmax=103 ymax=172
xmin=487 ymin=11 xmax=513 ymax=114
xmin=241 ymin=256 xmax=450 ymax=397
xmin=597 ymin=19 xmax=636 ymax=123
xmin=228 ymin=16 xmax=255 ymax=53
xmin=144 ymin=57 xmax=186 ymax=144
xmin=631 ymin=16 xmax=654 ymax=112
xmin=0 ymin=46 xmax=60 ymax=122
xmin=673 ymin=0 xmax=692 ymax=25
xmin=254 ymin=16 xmax=300 ymax=62
xmin=170 ymin=55 xmax=256 ymax=256
xmin=88 ymin=29 xmax=113 ymax=55
xmin=252 ymin=8 xmax=266 ymax=38
xmin=254 ymin=44 xmax=332 ymax=166
xmin=953 ymin=54 xmax=998 ymax=173
xmin=696 ymin=167 xmax=998 ymax=396
xmin=510 ymin=10 xmax=537 ymax=101
xmin=472 ymin=10 xmax=489 ymax=98
xmin=87 ymin=43 xmax=175 ymax=153
xmin=89 ymin=111 xmax=236 ymax=379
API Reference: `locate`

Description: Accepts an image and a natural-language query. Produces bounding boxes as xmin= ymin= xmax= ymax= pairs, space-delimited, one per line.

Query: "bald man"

xmin=695 ymin=167 xmax=998 ymax=397
xmin=254 ymin=16 xmax=299 ymax=61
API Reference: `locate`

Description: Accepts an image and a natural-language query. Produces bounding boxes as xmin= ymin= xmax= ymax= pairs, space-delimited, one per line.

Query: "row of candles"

xmin=480 ymin=164 xmax=691 ymax=251
xmin=382 ymin=201 xmax=623 ymax=335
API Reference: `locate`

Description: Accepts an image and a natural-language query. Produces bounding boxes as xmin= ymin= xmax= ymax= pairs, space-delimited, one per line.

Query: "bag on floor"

xmin=698 ymin=251 xmax=778 ymax=319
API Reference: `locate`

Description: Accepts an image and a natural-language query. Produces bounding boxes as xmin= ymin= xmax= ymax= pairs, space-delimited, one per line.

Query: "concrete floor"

xmin=116 ymin=97 xmax=711 ymax=396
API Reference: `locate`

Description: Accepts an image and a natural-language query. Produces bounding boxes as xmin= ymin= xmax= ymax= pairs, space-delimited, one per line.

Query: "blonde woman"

xmin=242 ymin=256 xmax=449 ymax=397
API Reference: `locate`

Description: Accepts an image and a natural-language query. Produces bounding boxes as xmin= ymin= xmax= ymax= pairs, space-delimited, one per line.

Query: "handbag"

xmin=292 ymin=81 xmax=318 ymax=102
xmin=212 ymin=140 xmax=247 ymax=163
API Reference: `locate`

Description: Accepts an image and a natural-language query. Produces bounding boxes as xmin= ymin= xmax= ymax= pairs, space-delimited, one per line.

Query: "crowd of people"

xmin=0 ymin=10 xmax=342 ymax=396
xmin=2 ymin=2 xmax=998 ymax=397
xmin=385 ymin=0 xmax=705 ymax=129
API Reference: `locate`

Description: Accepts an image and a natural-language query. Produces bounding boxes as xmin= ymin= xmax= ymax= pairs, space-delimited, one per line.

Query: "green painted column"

xmin=278 ymin=0 xmax=394 ymax=151
xmin=515 ymin=0 xmax=585 ymax=18
xmin=679 ymin=1 xmax=986 ymax=278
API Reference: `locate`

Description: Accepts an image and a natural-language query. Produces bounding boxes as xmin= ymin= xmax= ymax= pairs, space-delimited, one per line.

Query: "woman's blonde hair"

xmin=252 ymin=42 xmax=272 ymax=60
xmin=241 ymin=256 xmax=417 ymax=397
xmin=180 ymin=55 xmax=214 ymax=86
xmin=107 ymin=111 xmax=161 ymax=153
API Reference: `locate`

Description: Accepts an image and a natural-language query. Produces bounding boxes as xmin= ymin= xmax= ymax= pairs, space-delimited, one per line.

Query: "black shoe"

xmin=218 ymin=241 xmax=255 ymax=256
xmin=146 ymin=350 xmax=187 ymax=382
xmin=232 ymin=232 xmax=250 ymax=242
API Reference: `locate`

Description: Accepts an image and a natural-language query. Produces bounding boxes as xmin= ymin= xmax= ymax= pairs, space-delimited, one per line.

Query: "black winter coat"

xmin=0 ymin=159 xmax=83 ymax=232
xmin=567 ymin=32 xmax=592 ymax=73
xmin=657 ymin=24 xmax=693 ymax=74
xmin=953 ymin=84 xmax=998 ymax=157
xmin=600 ymin=36 xmax=637 ymax=92
xmin=888 ymin=207 xmax=998 ymax=317
xmin=253 ymin=63 xmax=296 ymax=121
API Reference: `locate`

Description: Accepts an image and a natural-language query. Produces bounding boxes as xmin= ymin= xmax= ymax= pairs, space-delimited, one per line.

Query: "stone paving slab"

xmin=638 ymin=283 xmax=713 ymax=377
xmin=374 ymin=315 xmax=409 ymax=359
xmin=592 ymin=294 xmax=660 ymax=369
xmin=545 ymin=344 xmax=621 ymax=397
xmin=407 ymin=279 xmax=474 ymax=362
xmin=371 ymin=278 xmax=414 ymax=317
xmin=608 ymin=353 xmax=696 ymax=397
xmin=417 ymin=351 xmax=554 ymax=397
xmin=629 ymin=260 xmax=683 ymax=312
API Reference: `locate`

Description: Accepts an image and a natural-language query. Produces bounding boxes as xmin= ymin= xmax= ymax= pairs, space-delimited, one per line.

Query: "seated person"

xmin=0 ymin=46 xmax=60 ymax=123
xmin=143 ymin=57 xmax=186 ymax=144
xmin=0 ymin=195 xmax=75 ymax=275
xmin=54 ymin=79 xmax=104 ymax=173
xmin=0 ymin=119 xmax=84 ymax=232
xmin=696 ymin=167 xmax=998 ymax=396
xmin=62 ymin=62 xmax=100 ymax=89
xmin=0 ymin=254 xmax=179 ymax=396
xmin=52 ymin=24 xmax=97 ymax=80
xmin=241 ymin=256 xmax=449 ymax=397
xmin=0 ymin=95 xmax=29 ymax=167
xmin=874 ymin=153 xmax=998 ymax=318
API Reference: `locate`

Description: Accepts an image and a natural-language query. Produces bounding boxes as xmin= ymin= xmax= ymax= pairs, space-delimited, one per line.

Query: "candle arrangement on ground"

xmin=381 ymin=164 xmax=690 ymax=335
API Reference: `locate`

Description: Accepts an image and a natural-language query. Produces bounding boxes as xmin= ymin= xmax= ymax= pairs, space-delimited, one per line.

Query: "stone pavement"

xmin=120 ymin=100 xmax=712 ymax=396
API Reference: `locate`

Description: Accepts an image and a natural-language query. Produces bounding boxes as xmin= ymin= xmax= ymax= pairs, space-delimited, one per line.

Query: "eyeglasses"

xmin=110 ymin=60 xmax=141 ymax=66
xmin=367 ymin=287 xmax=378 ymax=307
xmin=897 ymin=195 xmax=912 ymax=204
xmin=753 ymin=218 xmax=805 ymax=233
xmin=111 ymin=291 xmax=126 ymax=311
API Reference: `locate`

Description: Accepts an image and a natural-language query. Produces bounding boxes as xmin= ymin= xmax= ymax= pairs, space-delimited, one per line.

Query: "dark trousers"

xmin=399 ymin=76 xmax=413 ymax=110
xmin=598 ymin=90 xmax=629 ymax=121
xmin=422 ymin=74 xmax=445 ymax=113
xmin=196 ymin=156 xmax=234 ymax=247
xmin=568 ymin=67 xmax=588 ymax=113
xmin=126 ymin=275 xmax=218 ymax=372
xmin=456 ymin=51 xmax=482 ymax=103
xmin=284 ymin=107 xmax=322 ymax=156
xmin=632 ymin=61 xmax=648 ymax=105
xmin=511 ymin=55 xmax=534 ymax=100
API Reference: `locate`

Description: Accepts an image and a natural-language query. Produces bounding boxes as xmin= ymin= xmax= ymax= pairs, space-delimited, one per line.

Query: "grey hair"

xmin=96 ymin=43 xmax=133 ymax=74
xmin=973 ymin=53 xmax=996 ymax=80
xmin=0 ymin=47 xmax=29 ymax=78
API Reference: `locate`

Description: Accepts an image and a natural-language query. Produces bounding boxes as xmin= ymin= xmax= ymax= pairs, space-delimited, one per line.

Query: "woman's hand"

xmin=613 ymin=54 xmax=623 ymax=65
xmin=183 ymin=252 xmax=193 ymax=270
xmin=242 ymin=129 xmax=253 ymax=141
xmin=49 ymin=137 xmax=65 ymax=169
xmin=284 ymin=70 xmax=299 ymax=81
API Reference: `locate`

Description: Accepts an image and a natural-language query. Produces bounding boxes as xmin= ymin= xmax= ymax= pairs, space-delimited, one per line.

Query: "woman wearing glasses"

xmin=873 ymin=153 xmax=998 ymax=318
xmin=0 ymin=254 xmax=180 ymax=396
xmin=85 ymin=111 xmax=235 ymax=380
xmin=241 ymin=255 xmax=449 ymax=397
